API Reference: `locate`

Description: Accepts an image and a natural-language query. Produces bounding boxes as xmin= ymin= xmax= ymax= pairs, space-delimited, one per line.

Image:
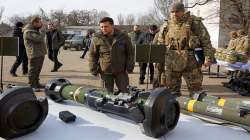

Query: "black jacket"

xmin=13 ymin=26 xmax=25 ymax=50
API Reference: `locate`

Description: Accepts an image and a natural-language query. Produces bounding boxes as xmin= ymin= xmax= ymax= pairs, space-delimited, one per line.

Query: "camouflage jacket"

xmin=158 ymin=11 xmax=215 ymax=62
xmin=89 ymin=29 xmax=134 ymax=75
xmin=227 ymin=38 xmax=238 ymax=50
xmin=23 ymin=24 xmax=47 ymax=59
xmin=235 ymin=35 xmax=249 ymax=56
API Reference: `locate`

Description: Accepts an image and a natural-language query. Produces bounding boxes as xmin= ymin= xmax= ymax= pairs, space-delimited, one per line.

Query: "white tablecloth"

xmin=1 ymin=100 xmax=249 ymax=140
xmin=216 ymin=60 xmax=250 ymax=71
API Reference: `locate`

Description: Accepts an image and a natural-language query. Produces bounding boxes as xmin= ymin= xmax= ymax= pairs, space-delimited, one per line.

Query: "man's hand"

xmin=91 ymin=72 xmax=98 ymax=77
xmin=204 ymin=61 xmax=212 ymax=67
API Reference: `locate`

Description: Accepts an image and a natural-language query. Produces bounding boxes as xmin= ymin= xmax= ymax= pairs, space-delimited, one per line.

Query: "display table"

xmin=216 ymin=60 xmax=250 ymax=71
xmin=1 ymin=99 xmax=249 ymax=140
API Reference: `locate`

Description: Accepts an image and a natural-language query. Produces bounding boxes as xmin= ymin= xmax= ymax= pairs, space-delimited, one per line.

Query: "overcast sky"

xmin=0 ymin=0 xmax=154 ymax=23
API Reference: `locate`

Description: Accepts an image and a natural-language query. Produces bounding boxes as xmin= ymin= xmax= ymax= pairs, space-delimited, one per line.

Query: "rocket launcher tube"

xmin=45 ymin=78 xmax=180 ymax=138
xmin=178 ymin=96 xmax=250 ymax=129
xmin=193 ymin=92 xmax=250 ymax=109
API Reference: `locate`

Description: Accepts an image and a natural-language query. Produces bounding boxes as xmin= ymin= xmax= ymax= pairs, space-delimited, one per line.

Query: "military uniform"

xmin=227 ymin=31 xmax=238 ymax=50
xmin=89 ymin=29 xmax=134 ymax=93
xmin=235 ymin=35 xmax=249 ymax=56
xmin=23 ymin=24 xmax=47 ymax=87
xmin=158 ymin=11 xmax=215 ymax=96
xmin=152 ymin=32 xmax=166 ymax=88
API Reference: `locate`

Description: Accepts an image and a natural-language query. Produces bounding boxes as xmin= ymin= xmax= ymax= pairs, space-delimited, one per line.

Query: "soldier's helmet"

xmin=237 ymin=29 xmax=246 ymax=36
xmin=229 ymin=31 xmax=238 ymax=39
xmin=170 ymin=2 xmax=185 ymax=12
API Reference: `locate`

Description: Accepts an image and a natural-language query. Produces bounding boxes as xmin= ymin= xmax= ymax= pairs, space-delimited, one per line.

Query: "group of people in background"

xmin=10 ymin=17 xmax=65 ymax=91
xmin=227 ymin=29 xmax=249 ymax=54
xmin=128 ymin=24 xmax=158 ymax=85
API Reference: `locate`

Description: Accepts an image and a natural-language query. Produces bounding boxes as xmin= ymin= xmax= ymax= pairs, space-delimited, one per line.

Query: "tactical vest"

xmin=227 ymin=38 xmax=238 ymax=50
xmin=165 ymin=16 xmax=200 ymax=72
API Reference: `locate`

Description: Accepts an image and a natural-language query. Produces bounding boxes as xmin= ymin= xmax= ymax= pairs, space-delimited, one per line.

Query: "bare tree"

xmin=8 ymin=15 xmax=27 ymax=25
xmin=154 ymin=0 xmax=172 ymax=20
xmin=89 ymin=9 xmax=98 ymax=25
xmin=66 ymin=10 xmax=80 ymax=26
xmin=117 ymin=13 xmax=125 ymax=25
xmin=37 ymin=8 xmax=49 ymax=22
xmin=96 ymin=10 xmax=110 ymax=23
xmin=152 ymin=0 xmax=214 ymax=22
xmin=186 ymin=0 xmax=213 ymax=8
xmin=125 ymin=14 xmax=135 ymax=25
xmin=78 ymin=10 xmax=91 ymax=25
xmin=50 ymin=9 xmax=66 ymax=26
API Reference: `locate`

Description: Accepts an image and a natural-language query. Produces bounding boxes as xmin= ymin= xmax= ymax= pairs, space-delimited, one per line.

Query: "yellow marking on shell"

xmin=187 ymin=100 xmax=196 ymax=112
xmin=218 ymin=99 xmax=226 ymax=107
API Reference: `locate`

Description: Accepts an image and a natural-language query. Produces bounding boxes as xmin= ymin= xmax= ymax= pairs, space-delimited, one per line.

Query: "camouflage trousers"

xmin=28 ymin=56 xmax=45 ymax=86
xmin=152 ymin=63 xmax=165 ymax=88
xmin=100 ymin=72 xmax=129 ymax=93
xmin=165 ymin=67 xmax=203 ymax=96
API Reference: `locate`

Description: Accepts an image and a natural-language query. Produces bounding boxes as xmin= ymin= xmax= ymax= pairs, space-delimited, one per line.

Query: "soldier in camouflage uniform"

xmin=227 ymin=31 xmax=238 ymax=50
xmin=89 ymin=17 xmax=134 ymax=93
xmin=235 ymin=30 xmax=249 ymax=56
xmin=23 ymin=17 xmax=47 ymax=90
xmin=157 ymin=2 xmax=215 ymax=96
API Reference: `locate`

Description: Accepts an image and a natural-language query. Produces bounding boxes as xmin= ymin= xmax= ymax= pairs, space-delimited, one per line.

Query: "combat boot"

xmin=10 ymin=72 xmax=18 ymax=77
xmin=139 ymin=80 xmax=144 ymax=85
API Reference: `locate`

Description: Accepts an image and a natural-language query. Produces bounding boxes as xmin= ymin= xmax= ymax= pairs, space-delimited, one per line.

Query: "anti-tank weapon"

xmin=177 ymin=93 xmax=250 ymax=132
xmin=0 ymin=87 xmax=48 ymax=139
xmin=45 ymin=78 xmax=180 ymax=138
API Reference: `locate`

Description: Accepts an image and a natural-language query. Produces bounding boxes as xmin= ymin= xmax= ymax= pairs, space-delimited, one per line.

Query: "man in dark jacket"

xmin=89 ymin=17 xmax=134 ymax=93
xmin=137 ymin=25 xmax=158 ymax=84
xmin=45 ymin=22 xmax=65 ymax=72
xmin=80 ymin=29 xmax=95 ymax=59
xmin=10 ymin=22 xmax=28 ymax=77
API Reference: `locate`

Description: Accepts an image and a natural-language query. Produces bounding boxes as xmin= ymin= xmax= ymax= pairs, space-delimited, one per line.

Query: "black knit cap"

xmin=15 ymin=22 xmax=24 ymax=27
xmin=170 ymin=2 xmax=185 ymax=12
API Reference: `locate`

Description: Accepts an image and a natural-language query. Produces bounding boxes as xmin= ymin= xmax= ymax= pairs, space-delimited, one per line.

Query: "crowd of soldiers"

xmin=10 ymin=2 xmax=249 ymax=97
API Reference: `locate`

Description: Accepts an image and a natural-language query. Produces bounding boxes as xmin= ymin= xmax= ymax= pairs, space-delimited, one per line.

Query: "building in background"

xmin=183 ymin=0 xmax=249 ymax=48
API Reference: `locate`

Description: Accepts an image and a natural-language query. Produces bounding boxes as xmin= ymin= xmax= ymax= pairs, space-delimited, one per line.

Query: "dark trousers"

xmin=28 ymin=56 xmax=45 ymax=86
xmin=81 ymin=47 xmax=89 ymax=58
xmin=101 ymin=72 xmax=129 ymax=93
xmin=139 ymin=63 xmax=154 ymax=82
xmin=48 ymin=49 xmax=61 ymax=70
xmin=10 ymin=49 xmax=28 ymax=74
